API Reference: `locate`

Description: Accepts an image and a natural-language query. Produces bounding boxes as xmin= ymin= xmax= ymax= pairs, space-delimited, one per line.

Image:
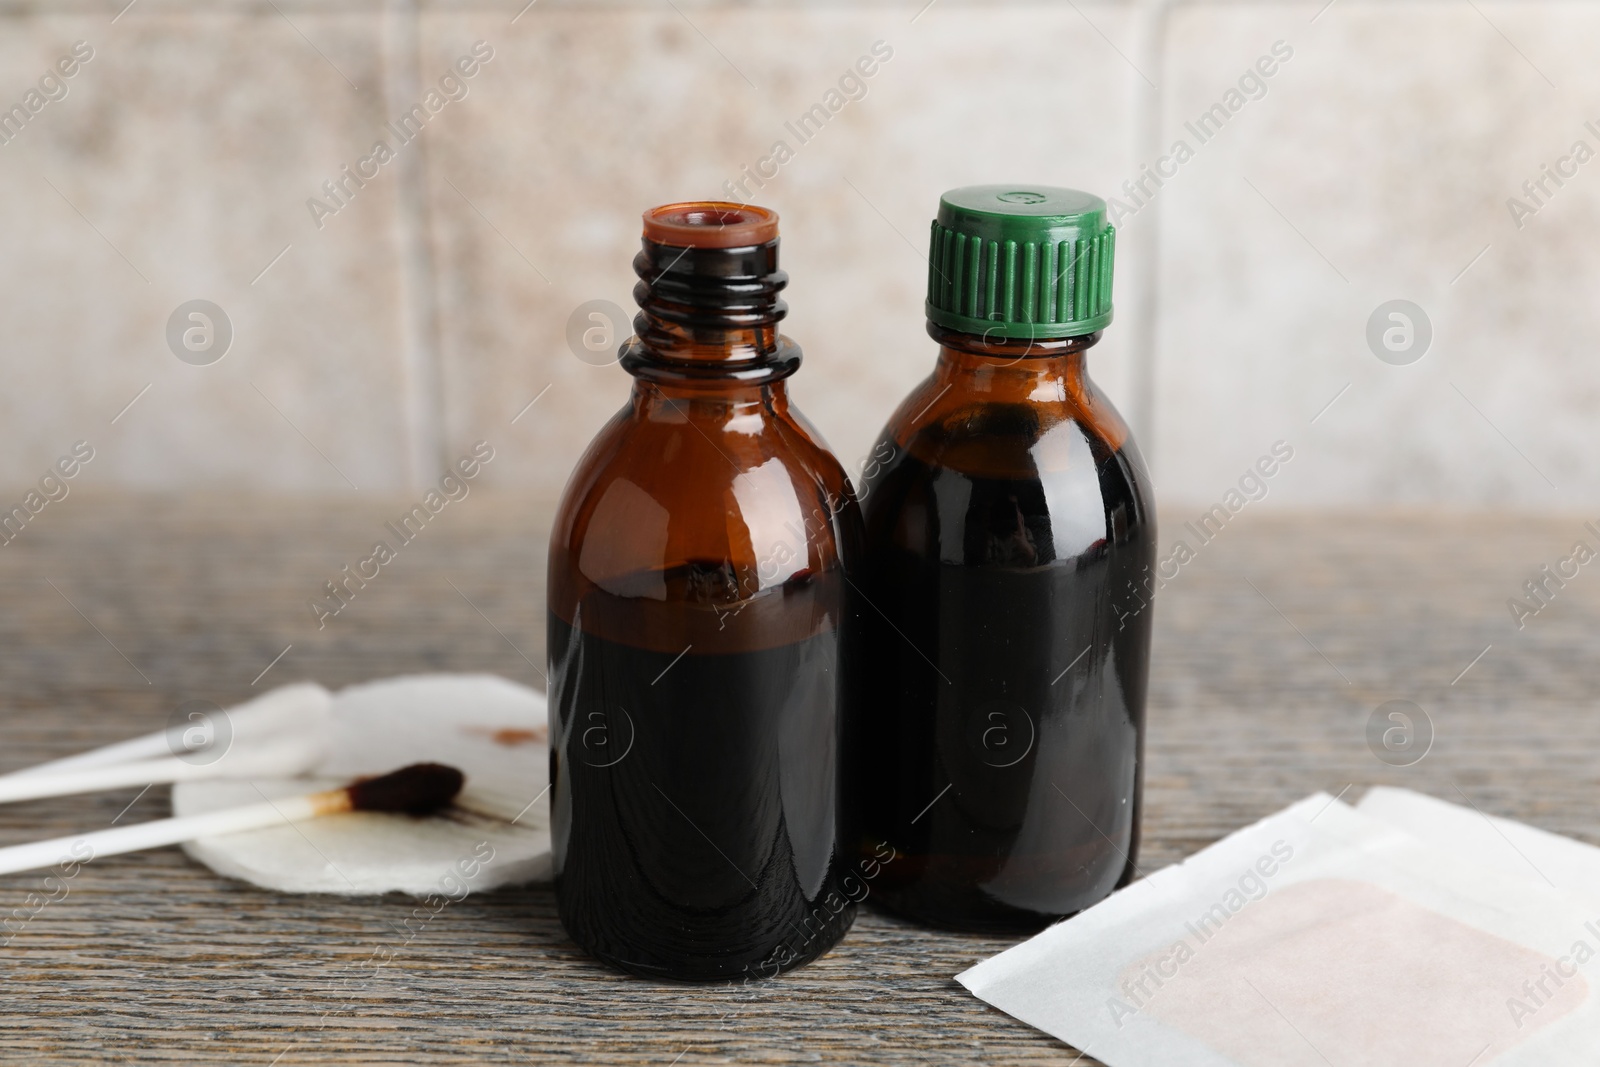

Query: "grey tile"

xmin=0 ymin=9 xmax=414 ymax=492
xmin=1149 ymin=1 xmax=1598 ymax=509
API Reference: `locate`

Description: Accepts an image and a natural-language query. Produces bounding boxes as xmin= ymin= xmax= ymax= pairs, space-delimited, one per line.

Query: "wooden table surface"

xmin=1 ymin=491 xmax=1596 ymax=1064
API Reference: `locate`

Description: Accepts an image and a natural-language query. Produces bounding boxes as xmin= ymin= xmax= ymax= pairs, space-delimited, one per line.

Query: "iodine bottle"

xmin=846 ymin=186 xmax=1155 ymax=932
xmin=549 ymin=203 xmax=862 ymax=980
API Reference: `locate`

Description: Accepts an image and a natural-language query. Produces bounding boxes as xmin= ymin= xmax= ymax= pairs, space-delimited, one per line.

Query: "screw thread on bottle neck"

xmin=623 ymin=201 xmax=800 ymax=384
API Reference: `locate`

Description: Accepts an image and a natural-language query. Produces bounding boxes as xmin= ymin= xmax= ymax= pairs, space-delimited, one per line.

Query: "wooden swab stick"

xmin=0 ymin=763 xmax=465 ymax=878
xmin=0 ymin=683 xmax=331 ymax=781
xmin=0 ymin=737 xmax=324 ymax=805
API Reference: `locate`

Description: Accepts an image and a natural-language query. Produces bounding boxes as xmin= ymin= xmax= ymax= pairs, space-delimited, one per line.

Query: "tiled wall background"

xmin=0 ymin=0 xmax=1594 ymax=510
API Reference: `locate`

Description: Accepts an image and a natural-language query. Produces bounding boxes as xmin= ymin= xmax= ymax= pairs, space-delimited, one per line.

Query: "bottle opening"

xmin=643 ymin=201 xmax=779 ymax=249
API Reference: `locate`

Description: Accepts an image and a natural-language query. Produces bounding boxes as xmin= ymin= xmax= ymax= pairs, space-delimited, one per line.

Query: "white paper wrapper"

xmin=173 ymin=673 xmax=550 ymax=896
xmin=1358 ymin=786 xmax=1600 ymax=902
xmin=957 ymin=794 xmax=1600 ymax=1067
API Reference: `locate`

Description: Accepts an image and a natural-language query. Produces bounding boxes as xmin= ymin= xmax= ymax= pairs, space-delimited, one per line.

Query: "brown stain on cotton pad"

xmin=460 ymin=724 xmax=548 ymax=747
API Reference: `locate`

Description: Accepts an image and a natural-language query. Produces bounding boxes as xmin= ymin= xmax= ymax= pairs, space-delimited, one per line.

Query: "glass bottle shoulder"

xmin=549 ymin=382 xmax=861 ymax=638
xmin=861 ymin=364 xmax=1152 ymax=570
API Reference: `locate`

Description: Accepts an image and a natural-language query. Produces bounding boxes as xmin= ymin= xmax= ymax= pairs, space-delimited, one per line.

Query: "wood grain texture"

xmin=2 ymin=491 xmax=1598 ymax=1064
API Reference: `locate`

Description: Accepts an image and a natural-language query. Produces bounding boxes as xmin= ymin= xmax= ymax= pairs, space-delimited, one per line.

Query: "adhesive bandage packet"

xmin=956 ymin=793 xmax=1600 ymax=1067
xmin=1356 ymin=786 xmax=1600 ymax=900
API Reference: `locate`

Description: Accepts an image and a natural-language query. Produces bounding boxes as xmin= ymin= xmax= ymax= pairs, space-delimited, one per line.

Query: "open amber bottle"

xmin=548 ymin=203 xmax=862 ymax=981
xmin=846 ymin=186 xmax=1156 ymax=932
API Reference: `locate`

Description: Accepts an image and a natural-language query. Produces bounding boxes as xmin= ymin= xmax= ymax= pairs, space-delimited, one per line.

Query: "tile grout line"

xmin=384 ymin=0 xmax=450 ymax=492
xmin=1123 ymin=0 xmax=1174 ymax=470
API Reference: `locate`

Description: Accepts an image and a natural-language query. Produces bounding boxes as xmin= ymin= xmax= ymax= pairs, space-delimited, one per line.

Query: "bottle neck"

xmin=927 ymin=322 xmax=1100 ymax=401
xmin=620 ymin=237 xmax=799 ymax=385
xmin=633 ymin=377 xmax=789 ymax=418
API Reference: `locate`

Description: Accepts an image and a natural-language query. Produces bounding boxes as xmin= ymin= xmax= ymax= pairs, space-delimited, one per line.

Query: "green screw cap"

xmin=925 ymin=185 xmax=1115 ymax=340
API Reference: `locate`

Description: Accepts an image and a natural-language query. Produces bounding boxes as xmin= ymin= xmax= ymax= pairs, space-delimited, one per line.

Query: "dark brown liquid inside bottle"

xmin=548 ymin=204 xmax=861 ymax=981
xmin=846 ymin=325 xmax=1155 ymax=933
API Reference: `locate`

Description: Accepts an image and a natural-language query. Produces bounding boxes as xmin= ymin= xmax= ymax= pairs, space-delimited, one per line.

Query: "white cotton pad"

xmin=172 ymin=673 xmax=550 ymax=896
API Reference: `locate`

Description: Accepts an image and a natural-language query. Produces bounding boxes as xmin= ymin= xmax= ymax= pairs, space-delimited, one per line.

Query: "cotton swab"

xmin=0 ymin=763 xmax=465 ymax=879
xmin=0 ymin=733 xmax=325 ymax=805
xmin=0 ymin=682 xmax=331 ymax=781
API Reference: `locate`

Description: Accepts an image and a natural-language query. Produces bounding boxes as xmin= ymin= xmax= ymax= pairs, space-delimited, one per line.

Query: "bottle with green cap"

xmin=844 ymin=185 xmax=1155 ymax=932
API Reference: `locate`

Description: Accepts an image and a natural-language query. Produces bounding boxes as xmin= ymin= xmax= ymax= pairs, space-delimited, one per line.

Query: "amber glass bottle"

xmin=548 ymin=203 xmax=861 ymax=981
xmin=846 ymin=186 xmax=1155 ymax=933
